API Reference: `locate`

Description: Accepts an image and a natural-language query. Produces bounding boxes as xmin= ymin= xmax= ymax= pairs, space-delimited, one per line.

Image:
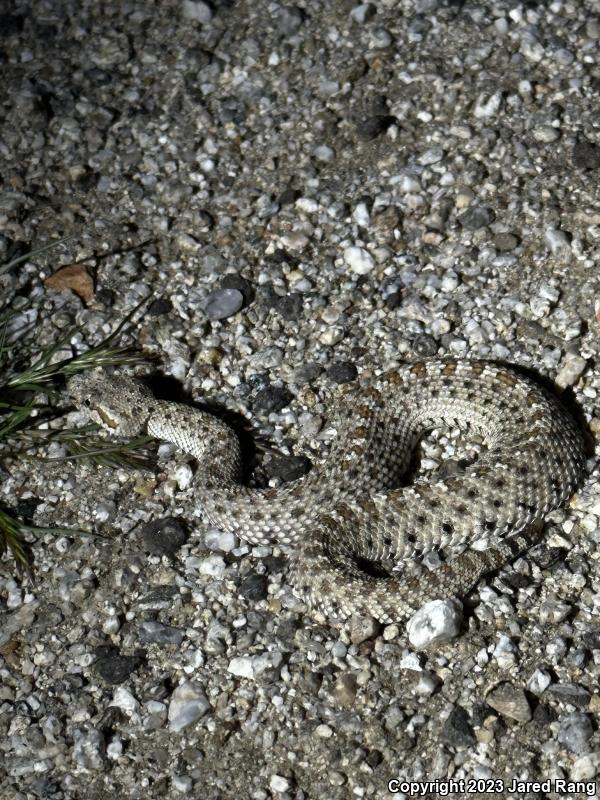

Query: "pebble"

xmin=139 ymin=621 xmax=185 ymax=646
xmin=485 ymin=683 xmax=531 ymax=723
xmin=548 ymin=683 xmax=591 ymax=709
xmin=239 ymin=574 xmax=269 ymax=601
xmin=543 ymin=227 xmax=571 ymax=255
xmin=343 ymin=245 xmax=375 ymax=274
xmin=557 ymin=713 xmax=593 ymax=754
xmin=572 ymin=139 xmax=600 ymax=170
xmin=571 ymin=752 xmax=600 ymax=781
xmin=407 ymin=599 xmax=463 ymax=649
xmin=253 ymin=385 xmax=293 ymax=412
xmin=93 ymin=646 xmax=145 ymax=685
xmin=556 ymin=354 xmax=587 ymax=388
xmin=269 ymin=775 xmax=291 ymax=793
xmin=200 ymin=288 xmax=244 ymax=320
xmin=458 ymin=205 xmax=495 ymax=230
xmin=140 ymin=518 xmax=188 ymax=556
xmin=349 ymin=615 xmax=380 ymax=645
xmin=327 ymin=361 xmax=358 ymax=384
xmin=441 ymin=706 xmax=476 ymax=748
xmin=168 ymin=682 xmax=211 ymax=732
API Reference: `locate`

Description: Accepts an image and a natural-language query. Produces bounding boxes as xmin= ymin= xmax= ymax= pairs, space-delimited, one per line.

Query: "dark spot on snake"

xmin=407 ymin=533 xmax=416 ymax=543
xmin=484 ymin=519 xmax=496 ymax=530
xmin=493 ymin=498 xmax=503 ymax=508
xmin=441 ymin=522 xmax=453 ymax=535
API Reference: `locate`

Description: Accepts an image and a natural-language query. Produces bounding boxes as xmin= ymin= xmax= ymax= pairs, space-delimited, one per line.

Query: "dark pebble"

xmin=533 ymin=703 xmax=557 ymax=725
xmin=139 ymin=620 xmax=185 ymax=646
xmin=458 ymin=205 xmax=495 ymax=230
xmin=441 ymin=705 xmax=476 ymax=748
xmin=365 ymin=749 xmax=384 ymax=768
xmin=272 ymin=293 xmax=303 ymax=320
xmin=412 ymin=334 xmax=438 ymax=357
xmin=581 ymin=629 xmax=600 ymax=650
xmin=220 ymin=274 xmax=255 ymax=305
xmin=327 ymin=361 xmax=358 ymax=384
xmin=384 ymin=291 xmax=402 ymax=309
xmin=94 ymin=645 xmax=145 ymax=684
xmin=572 ymin=139 xmax=600 ymax=170
xmin=356 ymin=115 xmax=395 ymax=141
xmin=239 ymin=573 xmax=269 ymax=601
xmin=548 ymin=683 xmax=591 ymax=708
xmin=253 ymin=385 xmax=293 ymax=412
xmin=294 ymin=362 xmax=323 ymax=384
xmin=264 ymin=555 xmax=286 ymax=574
xmin=140 ymin=517 xmax=188 ymax=556
xmin=278 ymin=187 xmax=300 ymax=205
xmin=265 ymin=455 xmax=311 ymax=482
xmin=147 ymin=297 xmax=173 ymax=316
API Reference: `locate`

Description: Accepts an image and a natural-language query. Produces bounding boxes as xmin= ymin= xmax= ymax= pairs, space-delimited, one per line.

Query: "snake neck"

xmin=148 ymin=400 xmax=243 ymax=486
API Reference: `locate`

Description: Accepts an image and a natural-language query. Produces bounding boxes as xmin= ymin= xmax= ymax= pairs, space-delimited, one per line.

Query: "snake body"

xmin=67 ymin=360 xmax=586 ymax=624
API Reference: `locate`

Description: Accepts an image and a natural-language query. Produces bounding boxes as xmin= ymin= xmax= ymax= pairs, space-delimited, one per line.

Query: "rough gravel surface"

xmin=1 ymin=1 xmax=600 ymax=799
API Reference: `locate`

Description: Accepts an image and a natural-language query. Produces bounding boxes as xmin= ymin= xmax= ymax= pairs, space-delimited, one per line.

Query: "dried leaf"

xmin=45 ymin=264 xmax=94 ymax=305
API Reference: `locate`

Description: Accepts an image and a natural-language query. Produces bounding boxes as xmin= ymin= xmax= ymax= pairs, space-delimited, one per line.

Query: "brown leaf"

xmin=45 ymin=263 xmax=94 ymax=305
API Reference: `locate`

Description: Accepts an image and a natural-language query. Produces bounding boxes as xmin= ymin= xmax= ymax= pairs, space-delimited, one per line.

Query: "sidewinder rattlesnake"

xmin=67 ymin=359 xmax=586 ymax=625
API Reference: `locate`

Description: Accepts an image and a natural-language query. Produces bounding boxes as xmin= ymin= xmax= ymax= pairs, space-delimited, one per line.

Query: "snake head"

xmin=67 ymin=372 xmax=155 ymax=436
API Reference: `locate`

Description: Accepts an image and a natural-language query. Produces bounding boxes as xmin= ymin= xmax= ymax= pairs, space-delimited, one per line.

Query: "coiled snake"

xmin=67 ymin=360 xmax=586 ymax=624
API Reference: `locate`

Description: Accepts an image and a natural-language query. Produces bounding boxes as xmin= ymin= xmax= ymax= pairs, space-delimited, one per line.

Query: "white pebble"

xmin=270 ymin=775 xmax=291 ymax=793
xmin=228 ymin=656 xmax=255 ymax=679
xmin=407 ymin=599 xmax=463 ymax=649
xmin=175 ymin=464 xmax=194 ymax=490
xmin=168 ymin=681 xmax=210 ymax=732
xmin=343 ymin=245 xmax=375 ymax=274
xmin=198 ymin=554 xmax=226 ymax=578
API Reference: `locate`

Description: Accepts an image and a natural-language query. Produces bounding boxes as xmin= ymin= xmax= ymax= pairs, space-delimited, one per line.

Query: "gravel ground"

xmin=1 ymin=0 xmax=600 ymax=798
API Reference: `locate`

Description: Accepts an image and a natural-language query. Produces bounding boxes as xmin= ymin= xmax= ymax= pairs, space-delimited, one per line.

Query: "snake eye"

xmin=84 ymin=398 xmax=91 ymax=407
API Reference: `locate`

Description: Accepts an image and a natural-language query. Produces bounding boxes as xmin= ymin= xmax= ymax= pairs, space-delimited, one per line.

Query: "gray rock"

xmin=139 ymin=621 xmax=185 ymax=646
xmin=168 ymin=682 xmax=211 ymax=732
xmin=200 ymin=288 xmax=244 ymax=320
xmin=558 ymin=713 xmax=593 ymax=754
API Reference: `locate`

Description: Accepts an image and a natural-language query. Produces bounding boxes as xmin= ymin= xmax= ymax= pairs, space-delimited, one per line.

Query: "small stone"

xmin=412 ymin=334 xmax=438 ymax=357
xmin=573 ymin=139 xmax=600 ymax=170
xmin=313 ymin=144 xmax=334 ymax=162
xmin=458 ymin=205 xmax=495 ymax=230
xmin=280 ymin=231 xmax=309 ymax=251
xmin=539 ymin=600 xmax=571 ymax=623
xmin=315 ymin=723 xmax=333 ymax=738
xmin=294 ymin=363 xmax=323 ymax=384
xmin=327 ymin=361 xmax=358 ymax=384
xmin=527 ymin=669 xmax=552 ymax=695
xmin=485 ymin=682 xmax=531 ymax=723
xmin=344 ymin=245 xmax=375 ymax=274
xmin=271 ymin=293 xmax=303 ymax=320
xmin=571 ymin=752 xmax=600 ymax=781
xmin=139 ymin=621 xmax=185 ymax=646
xmin=253 ymin=385 xmax=293 ymax=413
xmin=199 ymin=554 xmax=226 ymax=578
xmin=270 ymin=774 xmax=291 ymax=793
xmin=181 ymin=0 xmax=213 ymax=23
xmin=548 ymin=683 xmax=591 ymax=708
xmin=544 ymin=227 xmax=571 ymax=255
xmin=94 ymin=646 xmax=145 ymax=685
xmin=407 ymin=599 xmax=463 ymax=649
xmin=168 ymin=681 xmax=211 ymax=732
xmin=555 ymin=354 xmax=587 ymax=389
xmin=200 ymin=288 xmax=244 ymax=320
xmin=349 ymin=3 xmax=376 ymax=23
xmin=493 ymin=232 xmax=519 ymax=251
xmin=173 ymin=775 xmax=193 ymax=793
xmin=140 ymin=518 xmax=188 ymax=556
xmin=557 ymin=713 xmax=593 ymax=754
xmin=175 ymin=464 xmax=194 ymax=491
xmin=72 ymin=727 xmax=106 ymax=770
xmin=334 ymin=673 xmax=358 ymax=707
xmin=228 ymin=656 xmax=255 ymax=679
xmin=349 ymin=614 xmax=380 ymax=644
xmin=239 ymin=574 xmax=269 ymax=601
xmin=147 ymin=298 xmax=173 ymax=316
xmin=441 ymin=706 xmax=476 ymax=748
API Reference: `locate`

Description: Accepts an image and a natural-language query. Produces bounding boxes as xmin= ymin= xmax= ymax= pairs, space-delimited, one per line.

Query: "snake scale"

xmin=67 ymin=359 xmax=586 ymax=625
